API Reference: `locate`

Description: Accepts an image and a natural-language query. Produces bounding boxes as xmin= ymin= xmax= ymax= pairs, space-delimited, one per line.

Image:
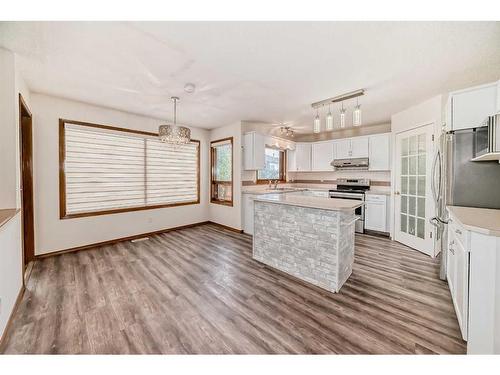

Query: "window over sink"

xmin=257 ymin=147 xmax=286 ymax=182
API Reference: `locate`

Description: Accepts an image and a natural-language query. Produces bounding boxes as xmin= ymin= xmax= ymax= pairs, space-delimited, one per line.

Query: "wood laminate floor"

xmin=1 ymin=224 xmax=466 ymax=354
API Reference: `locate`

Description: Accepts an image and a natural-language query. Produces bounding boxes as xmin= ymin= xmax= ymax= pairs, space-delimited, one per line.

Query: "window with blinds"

xmin=60 ymin=120 xmax=200 ymax=218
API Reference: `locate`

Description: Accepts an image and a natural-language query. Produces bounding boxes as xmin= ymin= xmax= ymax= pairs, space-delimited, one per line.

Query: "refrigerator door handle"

xmin=431 ymin=149 xmax=442 ymax=204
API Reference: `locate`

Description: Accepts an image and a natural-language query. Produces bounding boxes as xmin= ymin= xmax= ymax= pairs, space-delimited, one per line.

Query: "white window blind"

xmin=63 ymin=122 xmax=199 ymax=217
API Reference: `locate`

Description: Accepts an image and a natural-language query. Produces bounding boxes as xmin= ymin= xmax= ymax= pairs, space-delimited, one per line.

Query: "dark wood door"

xmin=19 ymin=93 xmax=35 ymax=266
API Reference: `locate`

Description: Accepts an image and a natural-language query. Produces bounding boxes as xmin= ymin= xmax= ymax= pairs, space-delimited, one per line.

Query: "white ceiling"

xmin=1 ymin=21 xmax=499 ymax=132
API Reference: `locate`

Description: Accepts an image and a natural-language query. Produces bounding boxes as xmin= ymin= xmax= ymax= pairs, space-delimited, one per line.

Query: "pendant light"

xmin=158 ymin=97 xmax=191 ymax=144
xmin=313 ymin=107 xmax=321 ymax=133
xmin=326 ymin=104 xmax=333 ymax=131
xmin=353 ymin=97 xmax=362 ymax=126
xmin=339 ymin=102 xmax=346 ymax=128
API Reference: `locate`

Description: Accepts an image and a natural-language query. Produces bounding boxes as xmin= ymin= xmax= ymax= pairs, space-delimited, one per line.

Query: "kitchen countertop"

xmin=448 ymin=206 xmax=500 ymax=237
xmin=0 ymin=208 xmax=20 ymax=229
xmin=242 ymin=183 xmax=391 ymax=196
xmin=253 ymin=192 xmax=364 ymax=211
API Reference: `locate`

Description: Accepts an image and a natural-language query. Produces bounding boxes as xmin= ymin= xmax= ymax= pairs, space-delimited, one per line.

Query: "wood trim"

xmin=19 ymin=93 xmax=35 ymax=268
xmin=0 ymin=285 xmax=25 ymax=353
xmin=209 ymin=221 xmax=243 ymax=233
xmin=210 ymin=136 xmax=234 ymax=206
xmin=33 ymin=220 xmax=241 ymax=259
xmin=59 ymin=118 xmax=201 ymax=219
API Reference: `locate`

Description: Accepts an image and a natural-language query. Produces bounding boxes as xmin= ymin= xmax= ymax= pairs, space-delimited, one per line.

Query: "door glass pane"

xmin=401 ymin=214 xmax=407 ymax=233
xmin=409 ymin=156 xmax=417 ymax=175
xmin=399 ymin=131 xmax=427 ymax=240
xmin=417 ymin=218 xmax=425 ymax=239
xmin=418 ymin=154 xmax=426 ymax=175
xmin=417 ymin=176 xmax=426 ymax=197
xmin=408 ymin=216 xmax=416 ymax=236
xmin=408 ymin=196 xmax=416 ymax=216
xmin=401 ymin=176 xmax=408 ymax=194
xmin=401 ymin=195 xmax=408 ymax=214
xmin=402 ymin=156 xmax=408 ymax=175
xmin=417 ymin=197 xmax=425 ymax=218
xmin=409 ymin=176 xmax=416 ymax=195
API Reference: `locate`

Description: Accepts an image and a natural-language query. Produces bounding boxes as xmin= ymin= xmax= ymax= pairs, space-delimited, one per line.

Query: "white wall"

xmin=0 ymin=48 xmax=24 ymax=341
xmin=31 ymin=94 xmax=210 ymax=255
xmin=209 ymin=121 xmax=242 ymax=230
xmin=390 ymin=95 xmax=443 ymax=240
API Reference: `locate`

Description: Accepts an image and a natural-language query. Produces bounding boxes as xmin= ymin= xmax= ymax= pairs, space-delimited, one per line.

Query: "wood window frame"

xmin=210 ymin=137 xmax=234 ymax=206
xmin=59 ymin=118 xmax=201 ymax=219
xmin=256 ymin=147 xmax=287 ymax=184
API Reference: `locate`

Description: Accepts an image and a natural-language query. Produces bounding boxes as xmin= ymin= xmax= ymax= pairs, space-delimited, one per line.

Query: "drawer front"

xmin=449 ymin=218 xmax=469 ymax=251
xmin=365 ymin=194 xmax=386 ymax=203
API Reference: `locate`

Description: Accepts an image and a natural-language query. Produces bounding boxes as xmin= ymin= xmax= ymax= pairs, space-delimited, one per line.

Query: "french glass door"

xmin=394 ymin=124 xmax=435 ymax=256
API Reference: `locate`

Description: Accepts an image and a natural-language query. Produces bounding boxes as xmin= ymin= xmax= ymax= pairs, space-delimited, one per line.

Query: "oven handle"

xmin=341 ymin=217 xmax=361 ymax=226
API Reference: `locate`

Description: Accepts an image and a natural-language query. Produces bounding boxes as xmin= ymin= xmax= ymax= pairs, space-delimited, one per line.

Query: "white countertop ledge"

xmin=448 ymin=206 xmax=500 ymax=237
xmin=253 ymin=193 xmax=364 ymax=211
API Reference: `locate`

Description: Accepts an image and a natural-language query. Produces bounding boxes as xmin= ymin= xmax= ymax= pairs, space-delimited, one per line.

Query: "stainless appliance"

xmin=329 ymin=178 xmax=370 ymax=233
xmin=473 ymin=114 xmax=500 ymax=160
xmin=431 ymin=122 xmax=500 ymax=279
xmin=331 ymin=158 xmax=369 ymax=170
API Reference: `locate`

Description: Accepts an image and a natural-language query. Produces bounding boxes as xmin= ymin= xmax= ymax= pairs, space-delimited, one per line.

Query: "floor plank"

xmin=0 ymin=224 xmax=466 ymax=354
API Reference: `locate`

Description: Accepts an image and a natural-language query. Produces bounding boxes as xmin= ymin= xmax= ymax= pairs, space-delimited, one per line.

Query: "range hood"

xmin=471 ymin=113 xmax=500 ymax=162
xmin=331 ymin=158 xmax=369 ymax=170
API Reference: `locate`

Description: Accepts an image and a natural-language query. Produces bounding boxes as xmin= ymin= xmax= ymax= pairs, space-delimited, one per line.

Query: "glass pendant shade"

xmin=353 ymin=104 xmax=362 ymax=126
xmin=339 ymin=106 xmax=346 ymax=128
xmin=326 ymin=108 xmax=333 ymax=131
xmin=159 ymin=96 xmax=191 ymax=144
xmin=313 ymin=112 xmax=321 ymax=133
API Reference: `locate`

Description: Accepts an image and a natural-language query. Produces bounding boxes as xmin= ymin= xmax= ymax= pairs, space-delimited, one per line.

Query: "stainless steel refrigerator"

xmin=431 ymin=125 xmax=500 ymax=279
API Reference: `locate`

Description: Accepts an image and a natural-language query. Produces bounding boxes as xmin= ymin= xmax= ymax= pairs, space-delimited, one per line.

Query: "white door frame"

xmin=392 ymin=122 xmax=436 ymax=256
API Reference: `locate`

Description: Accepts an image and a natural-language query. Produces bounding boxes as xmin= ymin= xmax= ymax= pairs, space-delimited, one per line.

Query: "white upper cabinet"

xmin=368 ymin=133 xmax=391 ymax=171
xmin=243 ymin=132 xmax=265 ymax=170
xmin=287 ymin=149 xmax=297 ymax=172
xmin=334 ymin=137 xmax=369 ymax=159
xmin=295 ymin=143 xmax=312 ymax=171
xmin=351 ymin=137 xmax=369 ymax=158
xmin=311 ymin=141 xmax=334 ymax=171
xmin=335 ymin=139 xmax=351 ymax=159
xmin=447 ymin=81 xmax=498 ymax=131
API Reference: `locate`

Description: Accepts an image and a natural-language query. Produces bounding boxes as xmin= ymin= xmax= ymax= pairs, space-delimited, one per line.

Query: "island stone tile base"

xmin=253 ymin=200 xmax=356 ymax=293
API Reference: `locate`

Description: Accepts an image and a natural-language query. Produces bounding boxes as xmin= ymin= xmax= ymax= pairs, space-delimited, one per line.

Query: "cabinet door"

xmin=243 ymin=132 xmax=265 ymax=170
xmin=295 ymin=143 xmax=311 ymax=171
xmin=447 ymin=233 xmax=457 ymax=305
xmin=369 ymin=134 xmax=391 ymax=171
xmin=365 ymin=201 xmax=387 ymax=232
xmin=452 ymin=83 xmax=497 ymax=131
xmin=351 ymin=137 xmax=369 ymax=158
xmin=287 ymin=149 xmax=297 ymax=172
xmin=311 ymin=141 xmax=334 ymax=171
xmin=242 ymin=194 xmax=256 ymax=235
xmin=335 ymin=139 xmax=351 ymax=159
xmin=454 ymin=239 xmax=469 ymax=340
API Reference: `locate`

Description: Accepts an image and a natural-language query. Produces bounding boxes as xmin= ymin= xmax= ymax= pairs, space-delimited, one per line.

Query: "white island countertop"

xmin=448 ymin=206 xmax=500 ymax=237
xmin=253 ymin=192 xmax=363 ymax=211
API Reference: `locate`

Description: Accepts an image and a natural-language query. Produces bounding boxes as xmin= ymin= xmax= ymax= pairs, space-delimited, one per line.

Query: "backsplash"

xmin=288 ymin=171 xmax=391 ymax=185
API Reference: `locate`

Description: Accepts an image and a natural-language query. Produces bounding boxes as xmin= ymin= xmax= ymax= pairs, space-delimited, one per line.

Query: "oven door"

xmin=329 ymin=192 xmax=364 ymax=232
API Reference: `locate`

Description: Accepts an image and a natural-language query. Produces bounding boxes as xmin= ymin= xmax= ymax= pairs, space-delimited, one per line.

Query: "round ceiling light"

xmin=184 ymin=83 xmax=196 ymax=94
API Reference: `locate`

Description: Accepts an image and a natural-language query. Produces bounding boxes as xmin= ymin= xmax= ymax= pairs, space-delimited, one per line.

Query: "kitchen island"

xmin=252 ymin=191 xmax=363 ymax=293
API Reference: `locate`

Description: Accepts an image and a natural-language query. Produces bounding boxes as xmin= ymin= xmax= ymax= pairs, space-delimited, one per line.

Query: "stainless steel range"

xmin=329 ymin=178 xmax=370 ymax=234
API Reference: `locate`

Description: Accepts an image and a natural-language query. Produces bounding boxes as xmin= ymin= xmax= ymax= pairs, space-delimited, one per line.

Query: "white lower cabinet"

xmin=242 ymin=194 xmax=257 ymax=235
xmin=364 ymin=194 xmax=388 ymax=233
xmin=447 ymin=221 xmax=469 ymax=341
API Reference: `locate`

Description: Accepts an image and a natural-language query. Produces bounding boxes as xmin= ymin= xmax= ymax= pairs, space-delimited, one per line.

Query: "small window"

xmin=210 ymin=137 xmax=233 ymax=206
xmin=257 ymin=147 xmax=286 ymax=182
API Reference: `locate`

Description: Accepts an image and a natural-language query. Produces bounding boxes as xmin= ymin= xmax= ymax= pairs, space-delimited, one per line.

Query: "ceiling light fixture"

xmin=159 ymin=97 xmax=191 ymax=144
xmin=339 ymin=102 xmax=346 ymax=128
xmin=313 ymin=108 xmax=321 ymax=133
xmin=280 ymin=126 xmax=294 ymax=137
xmin=326 ymin=104 xmax=333 ymax=131
xmin=353 ymin=97 xmax=362 ymax=126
